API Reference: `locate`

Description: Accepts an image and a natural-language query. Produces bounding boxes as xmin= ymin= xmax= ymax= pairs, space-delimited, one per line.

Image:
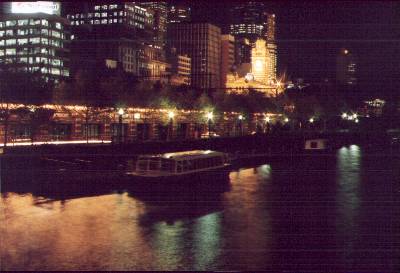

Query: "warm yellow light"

xmin=238 ymin=115 xmax=244 ymax=120
xmin=265 ymin=116 xmax=270 ymax=122
xmin=284 ymin=118 xmax=289 ymax=123
xmin=344 ymin=49 xmax=349 ymax=54
xmin=118 ymin=108 xmax=124 ymax=115
xmin=133 ymin=113 xmax=140 ymax=119
xmin=206 ymin=112 xmax=213 ymax=120
xmin=168 ymin=111 xmax=175 ymax=119
xmin=254 ymin=59 xmax=263 ymax=71
xmin=352 ymin=113 xmax=357 ymax=119
xmin=276 ymin=81 xmax=282 ymax=87
xmin=341 ymin=113 xmax=347 ymax=119
xmin=309 ymin=118 xmax=314 ymax=123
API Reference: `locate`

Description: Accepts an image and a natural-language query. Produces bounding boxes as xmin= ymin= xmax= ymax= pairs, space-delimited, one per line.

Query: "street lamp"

xmin=284 ymin=117 xmax=289 ymax=123
xmin=206 ymin=112 xmax=213 ymax=138
xmin=309 ymin=117 xmax=314 ymax=123
xmin=117 ymin=108 xmax=124 ymax=144
xmin=167 ymin=111 xmax=175 ymax=140
xmin=341 ymin=113 xmax=348 ymax=119
xmin=238 ymin=114 xmax=244 ymax=136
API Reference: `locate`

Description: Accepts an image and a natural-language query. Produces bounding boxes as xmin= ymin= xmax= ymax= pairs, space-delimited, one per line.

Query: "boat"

xmin=304 ymin=138 xmax=329 ymax=152
xmin=126 ymin=150 xmax=231 ymax=185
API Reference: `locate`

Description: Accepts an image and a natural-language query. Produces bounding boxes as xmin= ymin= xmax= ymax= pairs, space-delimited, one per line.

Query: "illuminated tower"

xmin=251 ymin=39 xmax=273 ymax=84
xmin=336 ymin=48 xmax=357 ymax=85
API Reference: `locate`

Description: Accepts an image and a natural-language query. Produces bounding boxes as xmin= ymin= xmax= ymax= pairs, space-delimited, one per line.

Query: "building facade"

xmin=0 ymin=103 xmax=283 ymax=144
xmin=168 ymin=23 xmax=221 ymax=90
xmin=167 ymin=47 xmax=191 ymax=86
xmin=336 ymin=48 xmax=357 ymax=85
xmin=66 ymin=2 xmax=169 ymax=81
xmin=167 ymin=4 xmax=191 ymax=23
xmin=220 ymin=34 xmax=235 ymax=88
xmin=0 ymin=1 xmax=69 ymax=82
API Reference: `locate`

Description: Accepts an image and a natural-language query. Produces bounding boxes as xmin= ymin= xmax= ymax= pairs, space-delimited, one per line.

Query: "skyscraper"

xmin=0 ymin=1 xmax=69 ymax=82
xmin=168 ymin=23 xmax=221 ymax=89
xmin=140 ymin=1 xmax=168 ymax=47
xmin=336 ymin=48 xmax=357 ymax=85
xmin=66 ymin=2 xmax=169 ymax=80
xmin=167 ymin=4 xmax=191 ymax=23
xmin=229 ymin=2 xmax=277 ymax=84
xmin=220 ymin=34 xmax=235 ymax=88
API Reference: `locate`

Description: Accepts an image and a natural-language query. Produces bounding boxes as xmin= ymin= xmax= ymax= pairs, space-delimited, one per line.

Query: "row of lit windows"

xmin=0 ymin=54 xmax=63 ymax=65
xmin=94 ymin=4 xmax=119 ymax=11
xmin=0 ymin=47 xmax=56 ymax=56
xmin=72 ymin=19 xmax=123 ymax=25
xmin=68 ymin=11 xmax=125 ymax=19
xmin=0 ymin=38 xmax=63 ymax=47
xmin=0 ymin=29 xmax=63 ymax=39
xmin=0 ymin=20 xmax=62 ymax=30
xmin=1 ymin=66 xmax=69 ymax=76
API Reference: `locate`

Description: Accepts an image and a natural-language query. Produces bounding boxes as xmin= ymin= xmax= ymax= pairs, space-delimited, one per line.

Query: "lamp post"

xmin=238 ymin=114 xmax=244 ymax=136
xmin=206 ymin=112 xmax=213 ymax=138
xmin=118 ymin=108 xmax=124 ymax=144
xmin=265 ymin=116 xmax=270 ymax=133
xmin=168 ymin=111 xmax=175 ymax=141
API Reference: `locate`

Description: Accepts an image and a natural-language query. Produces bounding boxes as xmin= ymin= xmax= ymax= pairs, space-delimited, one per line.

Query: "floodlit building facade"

xmin=0 ymin=1 xmax=69 ymax=82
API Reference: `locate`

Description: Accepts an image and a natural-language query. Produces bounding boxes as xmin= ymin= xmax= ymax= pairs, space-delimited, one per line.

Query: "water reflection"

xmin=1 ymin=150 xmax=398 ymax=271
xmin=336 ymin=145 xmax=361 ymax=266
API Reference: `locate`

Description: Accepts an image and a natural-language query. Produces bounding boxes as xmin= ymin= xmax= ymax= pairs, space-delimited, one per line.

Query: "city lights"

xmin=309 ymin=117 xmax=314 ymax=123
xmin=284 ymin=118 xmax=289 ymax=123
xmin=342 ymin=113 xmax=348 ymax=119
xmin=265 ymin=116 xmax=270 ymax=122
xmin=238 ymin=115 xmax=244 ymax=120
xmin=168 ymin=111 xmax=175 ymax=119
xmin=206 ymin=112 xmax=213 ymax=121
xmin=118 ymin=108 xmax=124 ymax=115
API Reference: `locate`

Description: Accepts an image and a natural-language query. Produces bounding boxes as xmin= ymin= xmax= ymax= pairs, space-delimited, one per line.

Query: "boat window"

xmin=161 ymin=159 xmax=175 ymax=172
xmin=149 ymin=160 xmax=159 ymax=170
xmin=311 ymin=142 xmax=318 ymax=149
xmin=137 ymin=161 xmax=147 ymax=171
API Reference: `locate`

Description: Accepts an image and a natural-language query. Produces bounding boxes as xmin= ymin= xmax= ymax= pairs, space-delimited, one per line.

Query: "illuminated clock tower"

xmin=251 ymin=39 xmax=268 ymax=84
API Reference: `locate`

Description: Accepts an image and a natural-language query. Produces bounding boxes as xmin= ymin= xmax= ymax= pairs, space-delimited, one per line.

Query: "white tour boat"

xmin=126 ymin=150 xmax=231 ymax=183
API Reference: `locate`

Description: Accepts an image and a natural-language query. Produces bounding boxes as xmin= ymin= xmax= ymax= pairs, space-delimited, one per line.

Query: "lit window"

xmin=41 ymin=29 xmax=48 ymax=35
xmin=41 ymin=67 xmax=48 ymax=73
xmin=42 ymin=38 xmax=48 ymax=45
xmin=0 ymin=40 xmax=4 ymax=46
xmin=6 ymin=29 xmax=13 ymax=36
xmin=102 ymin=5 xmax=108 ymax=9
xmin=88 ymin=13 xmax=93 ymax=18
xmin=113 ymin=19 xmax=117 ymax=23
xmin=5 ymin=39 xmax=16 ymax=46
xmin=101 ymin=12 xmax=107 ymax=17
xmin=101 ymin=19 xmax=107 ymax=24
xmin=95 ymin=6 xmax=100 ymax=10
xmin=18 ymin=19 xmax=29 ymax=26
xmin=95 ymin=13 xmax=100 ymax=17
xmin=6 ymin=21 xmax=16 ymax=26
xmin=52 ymin=68 xmax=60 ymax=75
xmin=0 ymin=50 xmax=3 ymax=56
xmin=41 ymin=48 xmax=48 ymax=54
xmin=94 ymin=20 xmax=100 ymax=24
xmin=75 ymin=22 xmax=80 ymax=25
xmin=42 ymin=19 xmax=48 ymax=26
xmin=0 ymin=22 xmax=4 ymax=28
xmin=55 ymin=22 xmax=61 ymax=29
xmin=17 ymin=38 xmax=28 ymax=45
xmin=6 ymin=48 xmax=16 ymax=55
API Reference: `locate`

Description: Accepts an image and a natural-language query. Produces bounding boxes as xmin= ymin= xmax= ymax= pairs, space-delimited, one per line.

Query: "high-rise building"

xmin=229 ymin=2 xmax=275 ymax=43
xmin=66 ymin=2 xmax=169 ymax=80
xmin=168 ymin=23 xmax=221 ymax=89
xmin=220 ymin=34 xmax=235 ymax=88
xmin=336 ymin=48 xmax=357 ymax=85
xmin=166 ymin=47 xmax=191 ymax=86
xmin=140 ymin=1 xmax=167 ymax=47
xmin=167 ymin=4 xmax=191 ymax=23
xmin=229 ymin=2 xmax=277 ymax=84
xmin=234 ymin=37 xmax=251 ymax=66
xmin=0 ymin=1 xmax=70 ymax=82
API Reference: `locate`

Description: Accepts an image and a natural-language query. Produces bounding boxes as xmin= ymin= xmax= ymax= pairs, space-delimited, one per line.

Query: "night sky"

xmin=188 ymin=0 xmax=400 ymax=97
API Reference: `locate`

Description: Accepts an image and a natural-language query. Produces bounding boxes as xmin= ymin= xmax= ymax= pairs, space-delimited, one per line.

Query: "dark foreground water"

xmin=1 ymin=145 xmax=399 ymax=272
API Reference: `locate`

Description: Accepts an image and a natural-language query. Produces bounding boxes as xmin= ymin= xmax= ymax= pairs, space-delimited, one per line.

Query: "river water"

xmin=1 ymin=145 xmax=399 ymax=271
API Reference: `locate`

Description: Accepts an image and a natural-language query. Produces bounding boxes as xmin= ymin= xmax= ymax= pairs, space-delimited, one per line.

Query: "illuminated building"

xmin=220 ymin=34 xmax=235 ymax=88
xmin=0 ymin=1 xmax=69 ymax=82
xmin=66 ymin=2 xmax=169 ymax=80
xmin=234 ymin=37 xmax=251 ymax=66
xmin=251 ymin=39 xmax=276 ymax=84
xmin=336 ymin=48 xmax=357 ymax=85
xmin=168 ymin=23 xmax=221 ymax=89
xmin=168 ymin=4 xmax=191 ymax=23
xmin=167 ymin=47 xmax=191 ymax=86
xmin=229 ymin=2 xmax=276 ymax=43
xmin=140 ymin=1 xmax=168 ymax=47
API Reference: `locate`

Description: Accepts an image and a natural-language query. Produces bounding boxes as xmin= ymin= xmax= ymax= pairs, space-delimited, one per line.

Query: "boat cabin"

xmin=134 ymin=150 xmax=228 ymax=175
xmin=304 ymin=139 xmax=328 ymax=150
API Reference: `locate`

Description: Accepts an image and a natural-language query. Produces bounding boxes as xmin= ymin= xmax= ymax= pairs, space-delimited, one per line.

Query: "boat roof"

xmin=138 ymin=150 xmax=225 ymax=161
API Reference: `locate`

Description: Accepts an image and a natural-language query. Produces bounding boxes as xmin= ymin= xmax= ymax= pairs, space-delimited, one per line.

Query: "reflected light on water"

xmin=193 ymin=212 xmax=222 ymax=270
xmin=336 ymin=145 xmax=361 ymax=260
